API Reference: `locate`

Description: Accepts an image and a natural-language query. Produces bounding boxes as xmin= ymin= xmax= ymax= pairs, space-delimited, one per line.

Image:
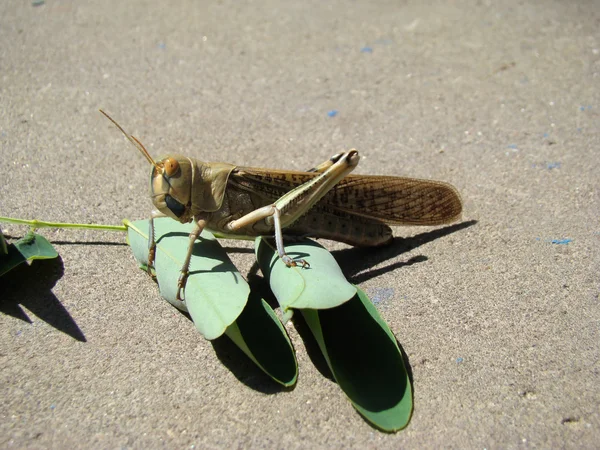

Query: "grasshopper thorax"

xmin=151 ymin=154 xmax=195 ymax=223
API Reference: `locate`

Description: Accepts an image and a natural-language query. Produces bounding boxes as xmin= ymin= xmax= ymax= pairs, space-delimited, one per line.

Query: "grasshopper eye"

xmin=163 ymin=157 xmax=180 ymax=177
xmin=165 ymin=194 xmax=186 ymax=218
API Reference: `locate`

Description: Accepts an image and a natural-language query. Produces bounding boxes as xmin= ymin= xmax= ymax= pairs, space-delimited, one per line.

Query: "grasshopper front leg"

xmin=147 ymin=209 xmax=167 ymax=279
xmin=176 ymin=216 xmax=208 ymax=301
xmin=148 ymin=210 xmax=208 ymax=302
xmin=225 ymin=150 xmax=360 ymax=267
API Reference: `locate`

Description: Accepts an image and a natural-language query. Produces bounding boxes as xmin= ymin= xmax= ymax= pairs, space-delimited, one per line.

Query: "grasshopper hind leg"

xmin=225 ymin=150 xmax=360 ymax=268
xmin=306 ymin=152 xmax=345 ymax=173
xmin=225 ymin=205 xmax=310 ymax=268
xmin=272 ymin=207 xmax=310 ymax=268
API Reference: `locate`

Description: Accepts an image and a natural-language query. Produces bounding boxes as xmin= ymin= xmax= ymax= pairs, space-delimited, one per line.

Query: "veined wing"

xmin=230 ymin=167 xmax=462 ymax=226
xmin=322 ymin=175 xmax=462 ymax=226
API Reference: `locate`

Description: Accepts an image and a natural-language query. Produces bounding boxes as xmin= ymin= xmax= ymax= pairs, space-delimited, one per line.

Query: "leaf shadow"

xmin=46 ymin=241 xmax=128 ymax=247
xmin=246 ymin=262 xmax=279 ymax=310
xmin=156 ymin=231 xmax=189 ymax=244
xmin=218 ymin=246 xmax=255 ymax=254
xmin=170 ymin=296 xmax=289 ymax=395
xmin=291 ymin=311 xmax=335 ymax=382
xmin=0 ymin=257 xmax=86 ymax=342
xmin=2 ymin=233 xmax=128 ymax=248
xmin=211 ymin=332 xmax=291 ymax=395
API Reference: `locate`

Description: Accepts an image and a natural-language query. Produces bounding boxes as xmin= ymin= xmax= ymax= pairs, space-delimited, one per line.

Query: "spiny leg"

xmin=147 ymin=210 xmax=167 ymax=279
xmin=148 ymin=211 xmax=208 ymax=301
xmin=176 ymin=217 xmax=208 ymax=301
xmin=272 ymin=207 xmax=310 ymax=267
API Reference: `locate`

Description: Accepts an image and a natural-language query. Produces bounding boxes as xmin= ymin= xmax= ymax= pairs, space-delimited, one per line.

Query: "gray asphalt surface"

xmin=1 ymin=1 xmax=599 ymax=448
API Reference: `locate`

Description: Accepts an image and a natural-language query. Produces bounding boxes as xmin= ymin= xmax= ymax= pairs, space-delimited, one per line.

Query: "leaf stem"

xmin=0 ymin=216 xmax=127 ymax=232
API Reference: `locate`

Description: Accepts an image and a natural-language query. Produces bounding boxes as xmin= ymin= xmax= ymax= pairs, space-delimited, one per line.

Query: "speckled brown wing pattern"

xmin=321 ymin=175 xmax=463 ymax=226
xmin=229 ymin=167 xmax=462 ymax=226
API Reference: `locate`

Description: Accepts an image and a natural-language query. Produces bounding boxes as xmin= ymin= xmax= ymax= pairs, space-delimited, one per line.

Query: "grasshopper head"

xmin=99 ymin=110 xmax=195 ymax=223
xmin=100 ymin=110 xmax=235 ymax=222
xmin=151 ymin=155 xmax=194 ymax=223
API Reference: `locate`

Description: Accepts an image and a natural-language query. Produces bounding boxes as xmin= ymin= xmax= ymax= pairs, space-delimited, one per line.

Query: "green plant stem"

xmin=0 ymin=216 xmax=127 ymax=232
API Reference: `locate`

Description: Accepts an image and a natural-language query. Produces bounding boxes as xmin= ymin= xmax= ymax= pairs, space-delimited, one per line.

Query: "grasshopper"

xmin=100 ymin=110 xmax=462 ymax=301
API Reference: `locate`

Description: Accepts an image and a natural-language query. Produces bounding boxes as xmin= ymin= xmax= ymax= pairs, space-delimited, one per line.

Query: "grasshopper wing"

xmin=323 ymin=175 xmax=463 ymax=226
xmin=231 ymin=168 xmax=462 ymax=226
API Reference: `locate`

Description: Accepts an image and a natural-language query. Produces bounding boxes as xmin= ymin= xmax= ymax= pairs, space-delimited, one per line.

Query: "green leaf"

xmin=126 ymin=219 xmax=250 ymax=340
xmin=255 ymin=237 xmax=357 ymax=313
xmin=0 ymin=231 xmax=59 ymax=278
xmin=225 ymin=290 xmax=297 ymax=387
xmin=301 ymin=287 xmax=413 ymax=432
xmin=255 ymin=236 xmax=410 ymax=429
xmin=126 ymin=219 xmax=297 ymax=385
